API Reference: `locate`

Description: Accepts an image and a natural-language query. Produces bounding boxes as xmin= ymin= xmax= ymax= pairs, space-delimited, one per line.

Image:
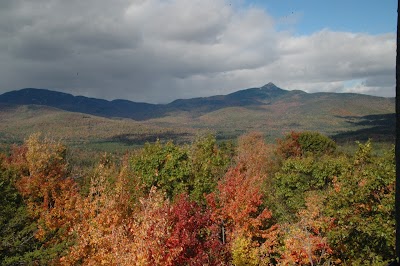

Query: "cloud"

xmin=267 ymin=31 xmax=395 ymax=94
xmin=0 ymin=0 xmax=395 ymax=103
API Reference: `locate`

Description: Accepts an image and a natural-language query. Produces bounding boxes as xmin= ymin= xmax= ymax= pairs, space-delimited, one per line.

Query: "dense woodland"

xmin=0 ymin=132 xmax=395 ymax=265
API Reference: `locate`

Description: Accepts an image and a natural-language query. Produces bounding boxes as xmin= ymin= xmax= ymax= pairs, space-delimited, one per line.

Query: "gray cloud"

xmin=0 ymin=0 xmax=395 ymax=103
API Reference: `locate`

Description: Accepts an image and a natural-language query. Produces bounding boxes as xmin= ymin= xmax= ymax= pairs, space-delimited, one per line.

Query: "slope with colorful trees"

xmin=0 ymin=131 xmax=395 ymax=265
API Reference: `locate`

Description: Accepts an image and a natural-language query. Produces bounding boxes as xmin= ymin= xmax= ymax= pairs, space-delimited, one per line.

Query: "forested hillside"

xmin=0 ymin=132 xmax=395 ymax=265
xmin=0 ymin=84 xmax=395 ymax=143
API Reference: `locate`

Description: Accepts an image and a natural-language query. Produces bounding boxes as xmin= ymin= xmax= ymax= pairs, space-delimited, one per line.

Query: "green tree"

xmin=298 ymin=131 xmax=337 ymax=155
xmin=274 ymin=154 xmax=347 ymax=221
xmin=325 ymin=141 xmax=395 ymax=265
xmin=131 ymin=136 xmax=234 ymax=202
xmin=131 ymin=140 xmax=191 ymax=199
xmin=189 ymin=134 xmax=233 ymax=202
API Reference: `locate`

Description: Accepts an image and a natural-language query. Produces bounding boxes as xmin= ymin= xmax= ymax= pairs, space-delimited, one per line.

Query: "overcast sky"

xmin=0 ymin=0 xmax=396 ymax=103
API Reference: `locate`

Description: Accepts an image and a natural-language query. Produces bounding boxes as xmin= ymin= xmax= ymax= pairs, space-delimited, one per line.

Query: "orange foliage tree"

xmin=236 ymin=132 xmax=272 ymax=177
xmin=63 ymin=157 xmax=226 ymax=265
xmin=280 ymin=192 xmax=333 ymax=265
xmin=61 ymin=160 xmax=136 ymax=265
xmin=207 ymin=164 xmax=279 ymax=265
xmin=16 ymin=134 xmax=79 ymax=261
xmin=206 ymin=133 xmax=279 ymax=265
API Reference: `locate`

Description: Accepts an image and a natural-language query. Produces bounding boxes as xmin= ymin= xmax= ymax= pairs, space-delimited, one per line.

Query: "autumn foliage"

xmin=0 ymin=132 xmax=395 ymax=265
xmin=280 ymin=193 xmax=333 ymax=265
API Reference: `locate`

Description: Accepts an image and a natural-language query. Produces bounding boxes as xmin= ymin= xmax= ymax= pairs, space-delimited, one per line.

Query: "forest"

xmin=0 ymin=131 xmax=395 ymax=265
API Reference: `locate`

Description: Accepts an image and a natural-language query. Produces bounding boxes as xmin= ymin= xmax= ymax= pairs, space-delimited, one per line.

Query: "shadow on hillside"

xmin=106 ymin=132 xmax=193 ymax=145
xmin=332 ymin=113 xmax=395 ymax=143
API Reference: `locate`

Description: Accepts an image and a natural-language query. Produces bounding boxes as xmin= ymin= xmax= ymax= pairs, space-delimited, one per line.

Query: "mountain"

xmin=168 ymin=82 xmax=288 ymax=112
xmin=0 ymin=88 xmax=162 ymax=120
xmin=0 ymin=83 xmax=292 ymax=119
xmin=0 ymin=83 xmax=395 ymax=142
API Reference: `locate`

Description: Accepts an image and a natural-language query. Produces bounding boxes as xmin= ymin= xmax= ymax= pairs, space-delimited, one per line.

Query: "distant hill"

xmin=0 ymin=103 xmax=195 ymax=147
xmin=0 ymin=88 xmax=162 ymax=120
xmin=168 ymin=82 xmax=288 ymax=112
xmin=0 ymin=83 xmax=290 ymax=119
xmin=0 ymin=83 xmax=395 ymax=142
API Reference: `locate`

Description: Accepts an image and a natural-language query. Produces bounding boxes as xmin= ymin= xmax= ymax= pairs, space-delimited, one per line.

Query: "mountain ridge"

xmin=1 ymin=83 xmax=393 ymax=121
xmin=0 ymin=83 xmax=289 ymax=119
xmin=0 ymin=83 xmax=395 ymax=143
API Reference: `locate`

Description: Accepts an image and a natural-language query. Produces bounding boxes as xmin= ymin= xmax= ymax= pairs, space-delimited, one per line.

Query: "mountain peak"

xmin=261 ymin=82 xmax=279 ymax=90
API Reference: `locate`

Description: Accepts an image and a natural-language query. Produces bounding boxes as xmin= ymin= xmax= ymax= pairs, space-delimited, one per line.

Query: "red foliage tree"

xmin=166 ymin=194 xmax=227 ymax=265
xmin=127 ymin=190 xmax=227 ymax=266
xmin=276 ymin=131 xmax=302 ymax=160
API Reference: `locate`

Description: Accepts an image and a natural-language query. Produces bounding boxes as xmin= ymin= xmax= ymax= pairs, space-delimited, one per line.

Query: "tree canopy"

xmin=0 ymin=132 xmax=395 ymax=265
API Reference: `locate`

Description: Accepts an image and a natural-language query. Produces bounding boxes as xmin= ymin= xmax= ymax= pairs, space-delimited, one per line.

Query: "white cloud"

xmin=264 ymin=31 xmax=395 ymax=95
xmin=0 ymin=0 xmax=395 ymax=103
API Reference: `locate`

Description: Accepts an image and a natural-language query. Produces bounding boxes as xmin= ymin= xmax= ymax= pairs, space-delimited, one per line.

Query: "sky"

xmin=0 ymin=0 xmax=396 ymax=103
